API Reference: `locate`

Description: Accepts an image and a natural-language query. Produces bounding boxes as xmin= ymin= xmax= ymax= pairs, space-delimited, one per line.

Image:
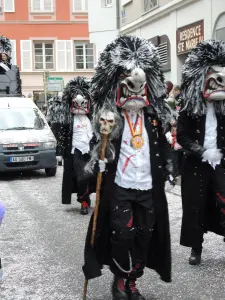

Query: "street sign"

xmin=47 ymin=77 xmax=64 ymax=92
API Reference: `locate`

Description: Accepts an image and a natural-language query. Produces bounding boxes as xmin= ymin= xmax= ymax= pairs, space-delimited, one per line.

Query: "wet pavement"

xmin=0 ymin=167 xmax=224 ymax=300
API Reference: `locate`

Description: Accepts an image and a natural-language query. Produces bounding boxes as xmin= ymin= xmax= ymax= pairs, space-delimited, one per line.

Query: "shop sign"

xmin=177 ymin=20 xmax=204 ymax=55
xmin=47 ymin=77 xmax=64 ymax=92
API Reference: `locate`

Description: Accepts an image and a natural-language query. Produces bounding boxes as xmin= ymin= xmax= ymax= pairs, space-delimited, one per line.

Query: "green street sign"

xmin=47 ymin=77 xmax=64 ymax=92
xmin=48 ymin=77 xmax=63 ymax=82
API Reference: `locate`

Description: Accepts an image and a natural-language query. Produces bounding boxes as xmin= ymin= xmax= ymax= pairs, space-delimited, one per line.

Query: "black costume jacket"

xmin=177 ymin=111 xmax=225 ymax=247
xmin=83 ymin=107 xmax=172 ymax=283
xmin=60 ymin=116 xmax=96 ymax=205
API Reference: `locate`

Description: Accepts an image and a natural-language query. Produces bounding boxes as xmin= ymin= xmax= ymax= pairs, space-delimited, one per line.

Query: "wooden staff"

xmin=83 ymin=133 xmax=109 ymax=300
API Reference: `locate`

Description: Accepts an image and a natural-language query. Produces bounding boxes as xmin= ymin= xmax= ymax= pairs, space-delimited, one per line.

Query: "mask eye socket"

xmin=100 ymin=118 xmax=105 ymax=122
xmin=217 ymin=76 xmax=223 ymax=83
xmin=108 ymin=120 xmax=114 ymax=124
xmin=127 ymin=80 xmax=134 ymax=89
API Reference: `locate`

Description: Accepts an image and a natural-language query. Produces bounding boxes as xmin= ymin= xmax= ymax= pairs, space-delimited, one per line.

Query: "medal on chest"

xmin=124 ymin=110 xmax=144 ymax=149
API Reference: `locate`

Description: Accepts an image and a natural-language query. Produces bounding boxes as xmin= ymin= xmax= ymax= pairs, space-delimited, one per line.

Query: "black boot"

xmin=112 ymin=277 xmax=128 ymax=300
xmin=189 ymin=247 xmax=202 ymax=265
xmin=126 ymin=279 xmax=146 ymax=300
xmin=80 ymin=201 xmax=88 ymax=215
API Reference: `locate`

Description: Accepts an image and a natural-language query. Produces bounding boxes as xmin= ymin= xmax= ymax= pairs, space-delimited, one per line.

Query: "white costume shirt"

xmin=115 ymin=110 xmax=152 ymax=190
xmin=203 ymin=102 xmax=221 ymax=168
xmin=203 ymin=102 xmax=217 ymax=150
xmin=71 ymin=115 xmax=93 ymax=154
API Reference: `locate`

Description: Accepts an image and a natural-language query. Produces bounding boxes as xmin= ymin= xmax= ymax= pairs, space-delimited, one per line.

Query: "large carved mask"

xmin=70 ymin=94 xmax=90 ymax=115
xmin=116 ymin=67 xmax=149 ymax=110
xmin=203 ymin=65 xmax=225 ymax=101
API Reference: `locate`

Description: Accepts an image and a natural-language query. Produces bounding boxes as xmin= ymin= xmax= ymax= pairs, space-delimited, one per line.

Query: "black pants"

xmin=214 ymin=165 xmax=225 ymax=229
xmin=191 ymin=163 xmax=225 ymax=248
xmin=110 ymin=184 xmax=155 ymax=279
xmin=73 ymin=148 xmax=90 ymax=204
xmin=172 ymin=149 xmax=183 ymax=177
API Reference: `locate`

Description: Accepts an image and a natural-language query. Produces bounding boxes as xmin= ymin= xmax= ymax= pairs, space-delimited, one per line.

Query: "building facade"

xmin=87 ymin=0 xmax=225 ymax=85
xmin=87 ymin=0 xmax=119 ymax=62
xmin=120 ymin=0 xmax=225 ymax=84
xmin=0 ymin=0 xmax=95 ymax=107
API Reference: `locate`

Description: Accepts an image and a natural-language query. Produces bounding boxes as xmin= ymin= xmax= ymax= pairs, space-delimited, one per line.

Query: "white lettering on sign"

xmin=177 ymin=21 xmax=204 ymax=55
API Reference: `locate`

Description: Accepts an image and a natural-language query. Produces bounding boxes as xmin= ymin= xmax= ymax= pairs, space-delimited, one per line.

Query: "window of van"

xmin=0 ymin=108 xmax=46 ymax=130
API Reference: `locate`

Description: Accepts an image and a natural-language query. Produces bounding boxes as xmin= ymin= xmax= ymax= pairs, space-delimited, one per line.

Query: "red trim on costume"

xmin=122 ymin=154 xmax=136 ymax=174
xmin=216 ymin=192 xmax=225 ymax=204
xmin=127 ymin=216 xmax=133 ymax=228
xmin=81 ymin=201 xmax=89 ymax=208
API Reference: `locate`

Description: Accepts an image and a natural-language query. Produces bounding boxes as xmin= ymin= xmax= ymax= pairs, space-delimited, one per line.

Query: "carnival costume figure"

xmin=177 ymin=40 xmax=225 ymax=265
xmin=0 ymin=35 xmax=12 ymax=72
xmin=47 ymin=77 xmax=94 ymax=215
xmin=83 ymin=36 xmax=173 ymax=300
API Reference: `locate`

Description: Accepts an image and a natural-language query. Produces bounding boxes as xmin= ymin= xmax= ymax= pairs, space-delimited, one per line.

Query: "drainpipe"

xmin=116 ymin=0 xmax=120 ymax=35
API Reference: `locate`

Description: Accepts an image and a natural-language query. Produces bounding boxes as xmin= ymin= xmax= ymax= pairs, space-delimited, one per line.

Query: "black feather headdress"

xmin=181 ymin=39 xmax=225 ymax=116
xmin=47 ymin=76 xmax=91 ymax=125
xmin=0 ymin=35 xmax=12 ymax=58
xmin=91 ymin=35 xmax=171 ymax=127
xmin=63 ymin=76 xmax=91 ymax=105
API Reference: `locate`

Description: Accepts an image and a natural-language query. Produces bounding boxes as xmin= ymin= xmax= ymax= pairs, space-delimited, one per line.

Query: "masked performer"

xmin=177 ymin=40 xmax=225 ymax=266
xmin=83 ymin=36 xmax=173 ymax=300
xmin=0 ymin=35 xmax=12 ymax=72
xmin=47 ymin=77 xmax=93 ymax=215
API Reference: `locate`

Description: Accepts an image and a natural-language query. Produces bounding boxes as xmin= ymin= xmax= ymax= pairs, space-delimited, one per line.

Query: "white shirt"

xmin=115 ymin=110 xmax=152 ymax=190
xmin=71 ymin=115 xmax=93 ymax=154
xmin=203 ymin=102 xmax=217 ymax=150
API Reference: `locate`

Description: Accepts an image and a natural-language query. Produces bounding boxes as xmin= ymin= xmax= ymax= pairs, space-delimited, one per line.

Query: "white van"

xmin=0 ymin=97 xmax=57 ymax=176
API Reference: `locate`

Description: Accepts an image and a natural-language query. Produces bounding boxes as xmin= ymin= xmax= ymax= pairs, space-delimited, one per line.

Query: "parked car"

xmin=0 ymin=97 xmax=57 ymax=176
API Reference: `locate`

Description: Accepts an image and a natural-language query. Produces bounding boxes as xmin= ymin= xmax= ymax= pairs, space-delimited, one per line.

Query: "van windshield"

xmin=0 ymin=108 xmax=46 ymax=130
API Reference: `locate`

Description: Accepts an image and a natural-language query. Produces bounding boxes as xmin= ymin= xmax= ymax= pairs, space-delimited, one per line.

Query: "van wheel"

xmin=45 ymin=167 xmax=57 ymax=177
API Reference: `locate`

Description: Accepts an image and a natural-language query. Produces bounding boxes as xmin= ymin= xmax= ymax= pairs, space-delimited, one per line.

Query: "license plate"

xmin=10 ymin=156 xmax=34 ymax=162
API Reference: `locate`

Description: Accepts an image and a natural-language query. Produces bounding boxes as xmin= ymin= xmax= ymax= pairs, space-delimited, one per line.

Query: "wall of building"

xmin=120 ymin=0 xmax=225 ymax=84
xmin=1 ymin=0 xmax=93 ymax=102
xmin=88 ymin=0 xmax=119 ymax=59
xmin=120 ymin=0 xmax=174 ymax=27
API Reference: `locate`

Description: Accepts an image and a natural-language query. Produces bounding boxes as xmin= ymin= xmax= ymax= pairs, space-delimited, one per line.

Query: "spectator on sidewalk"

xmin=165 ymin=81 xmax=174 ymax=98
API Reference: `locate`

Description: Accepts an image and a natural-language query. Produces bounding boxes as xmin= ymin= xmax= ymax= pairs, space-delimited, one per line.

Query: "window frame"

xmin=4 ymin=0 xmax=15 ymax=12
xmin=74 ymin=42 xmax=94 ymax=70
xmin=105 ymin=0 xmax=112 ymax=7
xmin=10 ymin=40 xmax=17 ymax=65
xmin=33 ymin=41 xmax=55 ymax=71
xmin=72 ymin=0 xmax=88 ymax=12
xmin=143 ymin=0 xmax=158 ymax=13
xmin=31 ymin=0 xmax=53 ymax=13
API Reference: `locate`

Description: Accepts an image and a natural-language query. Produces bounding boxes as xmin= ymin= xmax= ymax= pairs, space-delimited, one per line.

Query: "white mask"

xmin=203 ymin=65 xmax=225 ymax=101
xmin=116 ymin=67 xmax=149 ymax=110
xmin=71 ymin=94 xmax=90 ymax=115
xmin=99 ymin=111 xmax=116 ymax=134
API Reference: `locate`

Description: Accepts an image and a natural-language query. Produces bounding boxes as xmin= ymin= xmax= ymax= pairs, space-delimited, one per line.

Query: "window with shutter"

xmin=4 ymin=0 xmax=15 ymax=12
xmin=56 ymin=40 xmax=73 ymax=72
xmin=20 ymin=40 xmax=33 ymax=71
xmin=31 ymin=0 xmax=53 ymax=12
xmin=214 ymin=13 xmax=225 ymax=42
xmin=74 ymin=42 xmax=94 ymax=70
xmin=73 ymin=0 xmax=88 ymax=12
xmin=34 ymin=41 xmax=54 ymax=70
xmin=10 ymin=40 xmax=16 ymax=65
xmin=158 ymin=42 xmax=168 ymax=66
xmin=143 ymin=0 xmax=158 ymax=12
xmin=148 ymin=35 xmax=171 ymax=72
xmin=43 ymin=0 xmax=53 ymax=11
